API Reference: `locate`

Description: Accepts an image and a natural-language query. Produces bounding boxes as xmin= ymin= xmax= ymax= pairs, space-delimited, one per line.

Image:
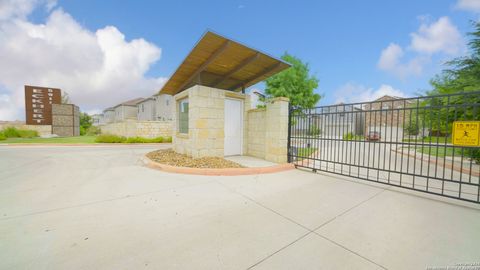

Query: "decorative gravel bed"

xmin=146 ymin=149 xmax=244 ymax=168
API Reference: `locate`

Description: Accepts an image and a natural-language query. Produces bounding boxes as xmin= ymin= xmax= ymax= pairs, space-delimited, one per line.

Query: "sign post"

xmin=25 ymin=85 xmax=61 ymax=125
xmin=452 ymin=121 xmax=480 ymax=147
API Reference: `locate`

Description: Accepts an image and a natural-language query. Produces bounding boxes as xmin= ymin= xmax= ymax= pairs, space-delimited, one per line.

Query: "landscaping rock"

xmin=146 ymin=149 xmax=243 ymax=168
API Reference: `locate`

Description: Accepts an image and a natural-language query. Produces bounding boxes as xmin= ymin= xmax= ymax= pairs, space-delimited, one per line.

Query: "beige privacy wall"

xmin=247 ymin=97 xmax=289 ymax=163
xmin=173 ymin=85 xmax=289 ymax=163
xmin=100 ymin=120 xmax=173 ymax=138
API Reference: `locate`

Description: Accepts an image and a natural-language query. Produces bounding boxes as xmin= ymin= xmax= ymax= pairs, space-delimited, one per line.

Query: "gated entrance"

xmin=287 ymin=91 xmax=480 ymax=204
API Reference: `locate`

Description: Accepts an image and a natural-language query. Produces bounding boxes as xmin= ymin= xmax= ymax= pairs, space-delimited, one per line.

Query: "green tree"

xmin=427 ymin=21 xmax=480 ymax=103
xmin=80 ymin=112 xmax=92 ymax=136
xmin=423 ymin=21 xmax=480 ymax=163
xmin=263 ymin=52 xmax=321 ymax=109
xmin=421 ymin=22 xmax=480 ymax=131
xmin=61 ymin=91 xmax=71 ymax=104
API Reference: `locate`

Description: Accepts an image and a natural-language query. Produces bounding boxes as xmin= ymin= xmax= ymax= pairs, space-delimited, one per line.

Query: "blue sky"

xmin=1 ymin=0 xmax=479 ymax=119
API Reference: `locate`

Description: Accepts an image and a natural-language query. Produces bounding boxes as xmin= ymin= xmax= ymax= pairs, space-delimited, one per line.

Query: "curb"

xmin=141 ymin=156 xmax=295 ymax=176
xmin=0 ymin=143 xmax=171 ymax=147
xmin=392 ymin=148 xmax=480 ymax=177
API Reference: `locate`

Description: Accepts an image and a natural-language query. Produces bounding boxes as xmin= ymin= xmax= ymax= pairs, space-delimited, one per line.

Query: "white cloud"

xmin=335 ymin=83 xmax=406 ymax=104
xmin=456 ymin=0 xmax=480 ymax=12
xmin=410 ymin=16 xmax=463 ymax=55
xmin=0 ymin=94 xmax=17 ymax=120
xmin=0 ymin=0 xmax=166 ymax=120
xmin=0 ymin=0 xmax=57 ymax=21
xmin=378 ymin=16 xmax=463 ymax=79
xmin=378 ymin=43 xmax=424 ymax=78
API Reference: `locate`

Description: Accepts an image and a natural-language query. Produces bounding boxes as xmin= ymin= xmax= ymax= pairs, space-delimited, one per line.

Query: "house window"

xmin=178 ymin=98 xmax=189 ymax=134
xmin=142 ymin=104 xmax=144 ymax=112
xmin=166 ymin=100 xmax=169 ymax=106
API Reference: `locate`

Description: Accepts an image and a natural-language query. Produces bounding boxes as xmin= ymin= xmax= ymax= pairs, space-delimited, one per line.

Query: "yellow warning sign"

xmin=452 ymin=121 xmax=480 ymax=146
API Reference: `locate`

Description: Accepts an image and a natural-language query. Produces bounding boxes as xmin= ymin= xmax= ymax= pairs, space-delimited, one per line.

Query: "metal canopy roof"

xmin=159 ymin=31 xmax=291 ymax=95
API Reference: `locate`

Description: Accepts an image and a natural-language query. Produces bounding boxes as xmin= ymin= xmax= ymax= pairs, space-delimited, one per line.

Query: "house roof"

xmin=159 ymin=30 xmax=291 ymax=95
xmin=114 ymin=97 xmax=145 ymax=108
xmin=138 ymin=97 xmax=155 ymax=103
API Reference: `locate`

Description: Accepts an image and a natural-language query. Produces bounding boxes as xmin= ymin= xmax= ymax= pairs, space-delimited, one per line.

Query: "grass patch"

xmin=292 ymin=147 xmax=317 ymax=161
xmin=403 ymin=136 xmax=451 ymax=143
xmin=297 ymin=147 xmax=316 ymax=157
xmin=2 ymin=133 xmax=173 ymax=145
xmin=3 ymin=136 xmax=97 ymax=144
xmin=413 ymin=146 xmax=460 ymax=158
xmin=411 ymin=145 xmax=479 ymax=163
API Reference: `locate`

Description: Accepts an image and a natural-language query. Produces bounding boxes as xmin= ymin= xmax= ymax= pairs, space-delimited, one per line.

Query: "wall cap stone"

xmin=270 ymin=97 xmax=290 ymax=102
xmin=248 ymin=108 xmax=266 ymax=113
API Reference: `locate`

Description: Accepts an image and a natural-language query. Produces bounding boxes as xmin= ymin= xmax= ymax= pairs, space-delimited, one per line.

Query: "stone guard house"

xmin=158 ymin=31 xmax=291 ymax=163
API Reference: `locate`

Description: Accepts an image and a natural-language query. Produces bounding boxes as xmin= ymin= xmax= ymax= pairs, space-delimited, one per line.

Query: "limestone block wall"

xmin=100 ymin=120 xmax=172 ymax=138
xmin=247 ymin=108 xmax=267 ymax=159
xmin=52 ymin=104 xmax=80 ymax=137
xmin=245 ymin=97 xmax=289 ymax=163
xmin=265 ymin=97 xmax=289 ymax=163
xmin=135 ymin=121 xmax=172 ymax=138
xmin=173 ymin=85 xmax=230 ymax=158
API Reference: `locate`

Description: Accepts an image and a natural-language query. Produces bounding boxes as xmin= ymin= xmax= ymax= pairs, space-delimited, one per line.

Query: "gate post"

xmin=265 ymin=97 xmax=290 ymax=163
xmin=287 ymin=102 xmax=292 ymax=163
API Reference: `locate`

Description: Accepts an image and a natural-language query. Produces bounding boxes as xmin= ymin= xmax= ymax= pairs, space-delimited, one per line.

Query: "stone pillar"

xmin=52 ymin=104 xmax=80 ymax=137
xmin=265 ymin=97 xmax=289 ymax=163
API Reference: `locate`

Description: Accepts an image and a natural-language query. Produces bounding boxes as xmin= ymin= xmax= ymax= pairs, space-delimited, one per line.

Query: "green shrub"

xmin=80 ymin=126 xmax=86 ymax=136
xmin=2 ymin=127 xmax=20 ymax=138
xmin=163 ymin=136 xmax=172 ymax=143
xmin=95 ymin=134 xmax=126 ymax=143
xmin=1 ymin=127 xmax=38 ymax=138
xmin=308 ymin=125 xmax=321 ymax=136
xmin=86 ymin=126 xmax=101 ymax=136
xmin=466 ymin=148 xmax=480 ymax=164
xmin=126 ymin=136 xmax=164 ymax=143
xmin=17 ymin=129 xmax=39 ymax=138
xmin=95 ymin=134 xmax=171 ymax=143
xmin=0 ymin=132 xmax=6 ymax=141
xmin=125 ymin=137 xmax=147 ymax=143
xmin=343 ymin=132 xmax=363 ymax=141
xmin=148 ymin=137 xmax=164 ymax=143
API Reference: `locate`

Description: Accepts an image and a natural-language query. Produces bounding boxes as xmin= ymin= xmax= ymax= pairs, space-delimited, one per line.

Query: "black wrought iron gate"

xmin=287 ymin=91 xmax=480 ymax=203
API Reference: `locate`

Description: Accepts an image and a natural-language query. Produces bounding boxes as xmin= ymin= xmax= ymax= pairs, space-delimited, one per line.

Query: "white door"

xmin=224 ymin=98 xmax=243 ymax=156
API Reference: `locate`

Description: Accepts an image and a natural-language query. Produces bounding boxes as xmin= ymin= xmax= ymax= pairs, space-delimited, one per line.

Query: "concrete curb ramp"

xmin=142 ymin=155 xmax=295 ymax=176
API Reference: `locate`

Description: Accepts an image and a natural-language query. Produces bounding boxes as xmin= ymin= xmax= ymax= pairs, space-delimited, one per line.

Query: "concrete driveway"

xmin=1 ymin=145 xmax=479 ymax=269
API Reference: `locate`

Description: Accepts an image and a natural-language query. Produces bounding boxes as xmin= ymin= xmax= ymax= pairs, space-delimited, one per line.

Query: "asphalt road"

xmin=1 ymin=145 xmax=479 ymax=269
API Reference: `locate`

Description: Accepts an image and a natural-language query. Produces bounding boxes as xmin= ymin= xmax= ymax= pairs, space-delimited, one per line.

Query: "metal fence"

xmin=288 ymin=91 xmax=480 ymax=204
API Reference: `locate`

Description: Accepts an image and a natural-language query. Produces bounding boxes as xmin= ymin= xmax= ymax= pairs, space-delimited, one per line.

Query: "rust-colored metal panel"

xmin=25 ymin=85 xmax=61 ymax=125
